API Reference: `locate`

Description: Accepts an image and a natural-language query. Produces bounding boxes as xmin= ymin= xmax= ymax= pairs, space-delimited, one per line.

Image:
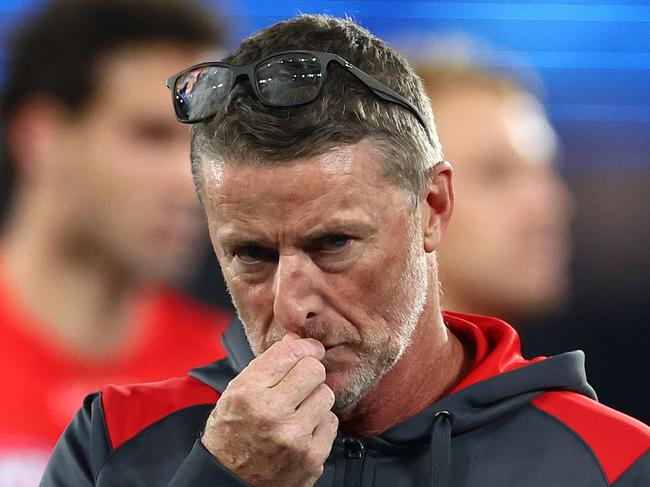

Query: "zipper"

xmin=342 ymin=437 xmax=365 ymax=487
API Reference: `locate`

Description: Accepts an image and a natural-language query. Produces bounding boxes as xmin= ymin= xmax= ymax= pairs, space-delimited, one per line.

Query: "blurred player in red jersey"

xmin=0 ymin=0 xmax=231 ymax=483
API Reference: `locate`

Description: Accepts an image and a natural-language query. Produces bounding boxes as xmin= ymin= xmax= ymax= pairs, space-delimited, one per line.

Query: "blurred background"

xmin=1 ymin=0 xmax=648 ymax=423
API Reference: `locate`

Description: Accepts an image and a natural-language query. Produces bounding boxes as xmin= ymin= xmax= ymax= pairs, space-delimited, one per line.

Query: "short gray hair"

xmin=191 ymin=14 xmax=443 ymax=205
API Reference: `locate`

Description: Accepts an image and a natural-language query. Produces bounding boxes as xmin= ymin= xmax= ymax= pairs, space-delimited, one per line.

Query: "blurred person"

xmin=417 ymin=64 xmax=571 ymax=323
xmin=43 ymin=15 xmax=648 ymax=487
xmin=0 ymin=0 xmax=231 ymax=482
xmin=416 ymin=56 xmax=649 ymax=425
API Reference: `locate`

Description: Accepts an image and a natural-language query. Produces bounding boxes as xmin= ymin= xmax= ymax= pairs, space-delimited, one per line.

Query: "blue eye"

xmin=321 ymin=235 xmax=351 ymax=251
xmin=235 ymin=246 xmax=275 ymax=264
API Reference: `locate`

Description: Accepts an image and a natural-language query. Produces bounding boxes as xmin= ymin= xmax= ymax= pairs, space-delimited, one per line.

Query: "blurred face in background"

xmin=432 ymin=86 xmax=571 ymax=320
xmin=41 ymin=44 xmax=206 ymax=283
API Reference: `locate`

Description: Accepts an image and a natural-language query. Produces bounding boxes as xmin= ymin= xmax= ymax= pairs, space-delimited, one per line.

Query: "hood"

xmin=190 ymin=310 xmax=596 ymax=444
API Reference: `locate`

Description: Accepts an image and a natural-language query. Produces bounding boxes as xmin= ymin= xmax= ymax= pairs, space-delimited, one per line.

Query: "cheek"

xmin=339 ymin=247 xmax=406 ymax=326
xmin=228 ymin=275 xmax=274 ymax=325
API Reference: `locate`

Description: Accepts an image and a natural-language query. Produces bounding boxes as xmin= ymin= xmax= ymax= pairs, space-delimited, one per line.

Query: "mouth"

xmin=323 ymin=344 xmax=357 ymax=359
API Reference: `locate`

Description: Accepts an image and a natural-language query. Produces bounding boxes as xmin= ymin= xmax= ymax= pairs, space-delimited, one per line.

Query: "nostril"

xmin=306 ymin=312 xmax=316 ymax=319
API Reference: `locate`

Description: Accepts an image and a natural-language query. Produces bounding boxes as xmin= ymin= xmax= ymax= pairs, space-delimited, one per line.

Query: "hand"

xmin=201 ymin=333 xmax=339 ymax=487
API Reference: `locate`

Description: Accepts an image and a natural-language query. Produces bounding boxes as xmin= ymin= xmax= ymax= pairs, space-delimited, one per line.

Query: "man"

xmin=0 ymin=0 xmax=231 ymax=481
xmin=42 ymin=14 xmax=649 ymax=486
xmin=417 ymin=65 xmax=571 ymax=323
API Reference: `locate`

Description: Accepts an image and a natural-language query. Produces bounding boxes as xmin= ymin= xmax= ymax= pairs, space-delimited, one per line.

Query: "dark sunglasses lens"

xmin=255 ymin=53 xmax=322 ymax=106
xmin=173 ymin=66 xmax=232 ymax=121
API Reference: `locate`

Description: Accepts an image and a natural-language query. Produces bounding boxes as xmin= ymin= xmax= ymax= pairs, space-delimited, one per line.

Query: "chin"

xmin=331 ymin=385 xmax=368 ymax=412
xmin=327 ymin=366 xmax=382 ymax=412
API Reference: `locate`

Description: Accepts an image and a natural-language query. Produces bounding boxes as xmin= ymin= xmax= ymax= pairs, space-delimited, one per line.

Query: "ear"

xmin=6 ymin=96 xmax=71 ymax=180
xmin=421 ymin=161 xmax=454 ymax=253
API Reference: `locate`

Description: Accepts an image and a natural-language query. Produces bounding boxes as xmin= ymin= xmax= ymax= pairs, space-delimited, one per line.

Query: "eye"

xmin=234 ymin=245 xmax=277 ymax=264
xmin=319 ymin=234 xmax=351 ymax=252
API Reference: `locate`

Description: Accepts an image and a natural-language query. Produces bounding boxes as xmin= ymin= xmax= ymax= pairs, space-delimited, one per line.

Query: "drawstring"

xmin=430 ymin=410 xmax=453 ymax=487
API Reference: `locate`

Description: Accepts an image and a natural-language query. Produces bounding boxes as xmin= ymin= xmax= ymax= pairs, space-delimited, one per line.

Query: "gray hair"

xmin=191 ymin=14 xmax=443 ymax=205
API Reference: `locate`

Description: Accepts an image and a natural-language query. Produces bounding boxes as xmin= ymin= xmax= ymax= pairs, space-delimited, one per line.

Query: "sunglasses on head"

xmin=166 ymin=50 xmax=429 ymax=135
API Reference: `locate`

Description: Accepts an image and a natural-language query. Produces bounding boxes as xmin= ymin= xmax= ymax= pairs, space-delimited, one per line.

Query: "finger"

xmin=274 ymin=359 xmax=329 ymax=410
xmin=311 ymin=411 xmax=339 ymax=453
xmin=302 ymin=412 xmax=338 ymax=485
xmin=293 ymin=382 xmax=336 ymax=426
xmin=240 ymin=333 xmax=325 ymax=388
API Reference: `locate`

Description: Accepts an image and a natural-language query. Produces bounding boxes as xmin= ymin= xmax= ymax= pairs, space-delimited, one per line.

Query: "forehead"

xmin=89 ymin=43 xmax=204 ymax=117
xmin=201 ymin=140 xmax=408 ymax=234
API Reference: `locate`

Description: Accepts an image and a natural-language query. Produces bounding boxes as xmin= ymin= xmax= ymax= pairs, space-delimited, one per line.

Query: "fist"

xmin=202 ymin=333 xmax=339 ymax=487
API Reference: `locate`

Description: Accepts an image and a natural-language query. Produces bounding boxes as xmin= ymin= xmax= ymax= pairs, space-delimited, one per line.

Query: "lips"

xmin=324 ymin=343 xmax=352 ymax=354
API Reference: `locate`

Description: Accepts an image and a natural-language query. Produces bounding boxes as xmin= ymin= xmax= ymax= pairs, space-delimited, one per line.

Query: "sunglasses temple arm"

xmin=371 ymin=88 xmax=431 ymax=139
xmin=344 ymin=64 xmax=431 ymax=137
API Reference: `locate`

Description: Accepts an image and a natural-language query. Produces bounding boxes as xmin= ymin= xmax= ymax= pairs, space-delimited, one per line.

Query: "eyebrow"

xmin=303 ymin=220 xmax=377 ymax=242
xmin=216 ymin=219 xmax=377 ymax=249
xmin=217 ymin=232 xmax=273 ymax=250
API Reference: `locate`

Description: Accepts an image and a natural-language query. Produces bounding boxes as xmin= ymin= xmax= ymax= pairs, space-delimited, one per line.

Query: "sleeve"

xmin=40 ymin=392 xmax=112 ymax=486
xmin=167 ymin=439 xmax=250 ymax=486
xmin=42 ymin=391 xmax=251 ymax=486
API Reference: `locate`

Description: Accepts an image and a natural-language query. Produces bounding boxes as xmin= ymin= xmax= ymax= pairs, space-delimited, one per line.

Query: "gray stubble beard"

xmin=331 ymin=227 xmax=430 ymax=411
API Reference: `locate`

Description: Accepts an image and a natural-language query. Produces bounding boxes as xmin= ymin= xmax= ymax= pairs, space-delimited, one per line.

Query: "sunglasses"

xmin=166 ymin=50 xmax=429 ymax=135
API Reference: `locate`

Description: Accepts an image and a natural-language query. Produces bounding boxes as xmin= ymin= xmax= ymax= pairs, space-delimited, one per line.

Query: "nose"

xmin=272 ymin=252 xmax=323 ymax=334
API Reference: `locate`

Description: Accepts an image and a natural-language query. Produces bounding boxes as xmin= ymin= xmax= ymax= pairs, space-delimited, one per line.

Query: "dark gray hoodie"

xmin=41 ymin=312 xmax=650 ymax=486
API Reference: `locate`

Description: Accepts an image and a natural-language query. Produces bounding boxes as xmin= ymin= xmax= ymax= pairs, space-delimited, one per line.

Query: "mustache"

xmin=267 ymin=319 xmax=361 ymax=347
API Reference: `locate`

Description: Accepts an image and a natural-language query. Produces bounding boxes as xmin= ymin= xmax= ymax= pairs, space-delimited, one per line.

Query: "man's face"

xmin=52 ymin=44 xmax=206 ymax=283
xmin=434 ymin=88 xmax=571 ymax=319
xmin=202 ymin=141 xmax=430 ymax=410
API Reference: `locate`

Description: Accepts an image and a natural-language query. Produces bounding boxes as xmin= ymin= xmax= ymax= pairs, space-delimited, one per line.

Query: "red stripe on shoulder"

xmin=532 ymin=391 xmax=650 ymax=484
xmin=101 ymin=376 xmax=220 ymax=450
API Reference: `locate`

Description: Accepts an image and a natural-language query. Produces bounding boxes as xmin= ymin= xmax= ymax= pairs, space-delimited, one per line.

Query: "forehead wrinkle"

xmin=204 ymin=142 xmax=407 ymax=247
xmin=209 ymin=202 xmax=278 ymax=245
xmin=215 ymin=196 xmax=380 ymax=250
xmin=213 ymin=161 xmax=366 ymax=216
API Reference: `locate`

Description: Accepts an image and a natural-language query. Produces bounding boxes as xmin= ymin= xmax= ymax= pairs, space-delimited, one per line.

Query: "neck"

xmin=337 ymin=301 xmax=472 ymax=438
xmin=2 ymin=191 xmax=147 ymax=359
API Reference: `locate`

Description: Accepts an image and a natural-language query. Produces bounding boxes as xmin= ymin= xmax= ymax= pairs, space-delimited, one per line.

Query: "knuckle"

xmin=305 ymin=452 xmax=326 ymax=474
xmin=301 ymin=356 xmax=326 ymax=381
xmin=276 ymin=425 xmax=302 ymax=448
xmin=314 ymin=464 xmax=325 ymax=477
xmin=223 ymin=385 xmax=248 ymax=408
xmin=318 ymin=383 xmax=336 ymax=407
xmin=328 ymin=411 xmax=339 ymax=430
xmin=282 ymin=340 xmax=307 ymax=361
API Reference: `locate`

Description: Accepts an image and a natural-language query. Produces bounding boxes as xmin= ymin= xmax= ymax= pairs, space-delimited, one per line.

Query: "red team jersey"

xmin=0 ymin=273 xmax=231 ymax=486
